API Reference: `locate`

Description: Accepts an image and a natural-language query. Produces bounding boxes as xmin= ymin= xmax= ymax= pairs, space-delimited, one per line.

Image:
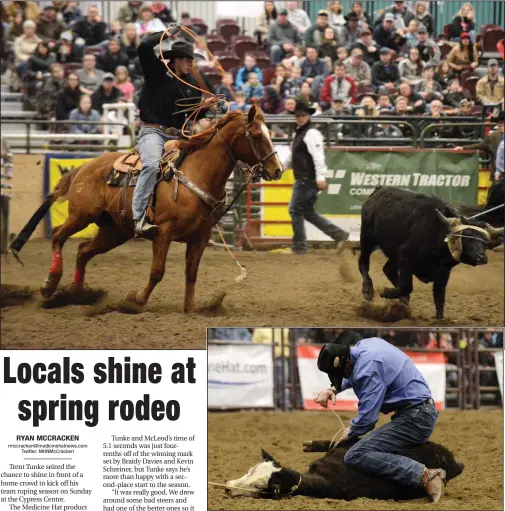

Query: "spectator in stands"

xmin=451 ymin=3 xmax=476 ymax=43
xmin=56 ymin=71 xmax=82 ymax=120
xmin=52 ymin=2 xmax=83 ymax=29
xmin=443 ymin=78 xmax=466 ymax=108
xmin=13 ymin=20 xmax=41 ymax=66
xmin=117 ymin=1 xmax=143 ymax=25
xmin=242 ymin=72 xmax=264 ymax=101
xmin=394 ymin=95 xmax=409 ymax=115
xmin=378 ymin=93 xmax=394 ymax=113
xmin=399 ymin=46 xmax=424 ymax=86
xmin=451 ymin=99 xmax=479 ymax=139
xmin=260 ymin=85 xmax=284 ymax=114
xmin=415 ymin=24 xmax=440 ymax=64
xmin=268 ymin=7 xmax=301 ymax=64
xmin=235 ymin=54 xmax=263 ymax=89
xmin=321 ymin=95 xmax=349 ymax=116
xmin=114 ymin=65 xmax=135 ymax=102
xmin=344 ymin=47 xmax=372 ymax=87
xmin=415 ymin=64 xmax=443 ymax=104
xmin=97 ymin=38 xmax=129 ymax=74
xmin=280 ymin=96 xmax=296 ymax=114
xmin=283 ymin=66 xmax=304 ymax=97
xmin=476 ymin=59 xmax=504 ymax=106
xmin=435 ymin=60 xmax=454 ymax=90
xmin=72 ymin=5 xmax=107 ymax=47
xmin=399 ymin=82 xmax=425 ymax=113
xmin=336 ymin=47 xmax=349 ymax=65
xmin=373 ymin=13 xmax=396 ymax=49
xmin=446 ymin=33 xmax=478 ymax=73
xmin=37 ymin=62 xmax=65 ymax=119
xmin=387 ymin=29 xmax=407 ymax=55
xmin=298 ymin=80 xmax=321 ymax=113
xmin=272 ymin=63 xmax=289 ymax=93
xmin=357 ymin=95 xmax=379 ymax=116
xmin=229 ymin=90 xmax=248 ymax=112
xmin=106 ymin=20 xmax=123 ymax=41
xmin=121 ymin=22 xmax=139 ymax=61
xmin=327 ymin=1 xmax=345 ymax=30
xmin=404 ymin=19 xmax=419 ymax=49
xmin=135 ymin=5 xmax=165 ymax=38
xmin=208 ymin=328 xmax=253 ymax=342
xmin=351 ymin=27 xmax=378 ymax=67
xmin=90 ymin=72 xmax=124 ymax=115
xmin=36 ymin=5 xmax=66 ymax=42
xmin=179 ymin=12 xmax=201 ymax=42
xmin=6 ymin=13 xmax=25 ymax=46
xmin=4 ymin=1 xmax=40 ymax=23
xmin=371 ymin=47 xmax=400 ymax=92
xmin=348 ymin=1 xmax=372 ymax=30
xmin=69 ymin=94 xmax=101 ymax=134
xmin=301 ymin=46 xmax=330 ymax=84
xmin=414 ymin=1 xmax=434 ymax=36
xmin=284 ymin=44 xmax=305 ymax=68
xmin=77 ymin=53 xmax=104 ymax=94
xmin=321 ymin=61 xmax=358 ymax=106
xmin=376 ymin=0 xmax=414 ymax=31
xmin=215 ymin=72 xmax=236 ymax=102
xmin=338 ymin=11 xmax=360 ymax=49
xmin=318 ymin=27 xmax=339 ymax=67
xmin=56 ymin=31 xmax=83 ymax=63
xmin=286 ymin=1 xmax=311 ymax=34
xmin=151 ymin=1 xmax=175 ymax=26
xmin=23 ymin=41 xmax=56 ymax=109
xmin=305 ymin=10 xmax=330 ymax=47
xmin=255 ymin=0 xmax=277 ymax=46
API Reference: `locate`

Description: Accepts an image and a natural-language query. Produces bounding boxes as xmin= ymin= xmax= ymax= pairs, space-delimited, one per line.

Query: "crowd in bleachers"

xmin=1 ymin=1 xmax=504 ymax=139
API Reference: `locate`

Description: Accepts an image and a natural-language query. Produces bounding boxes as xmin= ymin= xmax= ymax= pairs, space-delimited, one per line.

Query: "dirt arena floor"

xmin=1 ymin=239 xmax=503 ymax=349
xmin=208 ymin=409 xmax=503 ymax=510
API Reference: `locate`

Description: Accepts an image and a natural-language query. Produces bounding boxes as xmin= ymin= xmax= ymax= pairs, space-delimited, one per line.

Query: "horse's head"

xmin=232 ymin=103 xmax=284 ymax=182
xmin=224 ymin=449 xmax=300 ymax=499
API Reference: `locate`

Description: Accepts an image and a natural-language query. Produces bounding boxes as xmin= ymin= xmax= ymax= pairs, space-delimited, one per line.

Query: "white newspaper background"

xmin=0 ymin=350 xmax=207 ymax=511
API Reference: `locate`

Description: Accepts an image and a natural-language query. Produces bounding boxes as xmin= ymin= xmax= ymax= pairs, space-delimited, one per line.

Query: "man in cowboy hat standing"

xmin=133 ymin=30 xmax=214 ymax=236
xmin=314 ymin=335 xmax=446 ymax=503
xmin=282 ymin=100 xmax=348 ymax=254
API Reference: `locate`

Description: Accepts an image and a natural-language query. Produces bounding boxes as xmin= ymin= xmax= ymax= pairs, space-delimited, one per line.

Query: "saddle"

xmin=105 ymin=140 xmax=181 ymax=187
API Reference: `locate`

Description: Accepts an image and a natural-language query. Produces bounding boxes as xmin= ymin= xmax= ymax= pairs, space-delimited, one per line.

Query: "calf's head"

xmin=436 ymin=210 xmax=503 ymax=265
xmin=225 ymin=450 xmax=300 ymax=498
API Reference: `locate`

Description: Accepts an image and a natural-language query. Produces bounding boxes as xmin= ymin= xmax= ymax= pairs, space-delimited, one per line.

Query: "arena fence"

xmin=208 ymin=328 xmax=503 ymax=411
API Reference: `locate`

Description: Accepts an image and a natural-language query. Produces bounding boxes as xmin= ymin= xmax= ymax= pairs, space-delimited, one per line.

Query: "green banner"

xmin=316 ymin=150 xmax=479 ymax=216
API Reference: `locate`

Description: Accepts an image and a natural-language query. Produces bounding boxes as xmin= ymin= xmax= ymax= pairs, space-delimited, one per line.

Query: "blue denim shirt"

xmin=342 ymin=338 xmax=432 ymax=437
xmin=496 ymin=137 xmax=504 ymax=175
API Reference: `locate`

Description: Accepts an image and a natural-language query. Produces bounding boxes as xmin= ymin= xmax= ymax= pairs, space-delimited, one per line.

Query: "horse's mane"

xmin=178 ymin=108 xmax=265 ymax=151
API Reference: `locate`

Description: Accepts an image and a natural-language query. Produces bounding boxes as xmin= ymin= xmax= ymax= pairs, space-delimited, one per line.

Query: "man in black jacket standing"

xmin=133 ymin=31 xmax=213 ymax=236
xmin=282 ymin=101 xmax=348 ymax=254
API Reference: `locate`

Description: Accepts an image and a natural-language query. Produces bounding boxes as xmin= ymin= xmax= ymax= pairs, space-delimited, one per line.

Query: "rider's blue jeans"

xmin=132 ymin=126 xmax=177 ymax=221
xmin=343 ymin=400 xmax=439 ymax=487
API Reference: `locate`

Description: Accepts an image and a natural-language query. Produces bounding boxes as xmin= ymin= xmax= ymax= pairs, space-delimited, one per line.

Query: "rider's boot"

xmin=134 ymin=211 xmax=158 ymax=238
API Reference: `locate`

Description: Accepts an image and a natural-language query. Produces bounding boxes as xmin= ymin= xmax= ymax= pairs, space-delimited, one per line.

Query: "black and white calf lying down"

xmin=225 ymin=439 xmax=464 ymax=501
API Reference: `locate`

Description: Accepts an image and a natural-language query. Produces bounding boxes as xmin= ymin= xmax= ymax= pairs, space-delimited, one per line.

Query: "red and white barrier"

xmin=297 ymin=345 xmax=446 ymax=412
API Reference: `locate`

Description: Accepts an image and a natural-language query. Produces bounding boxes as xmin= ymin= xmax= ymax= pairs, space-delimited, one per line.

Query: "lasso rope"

xmin=158 ymin=25 xmax=230 ymax=139
xmin=208 ymin=475 xmax=303 ymax=496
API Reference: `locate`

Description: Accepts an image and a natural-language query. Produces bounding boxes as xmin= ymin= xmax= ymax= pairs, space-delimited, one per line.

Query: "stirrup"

xmin=134 ymin=213 xmax=158 ymax=238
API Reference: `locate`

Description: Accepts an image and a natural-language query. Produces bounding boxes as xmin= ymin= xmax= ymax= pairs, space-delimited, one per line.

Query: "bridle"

xmin=216 ymin=113 xmax=280 ymax=216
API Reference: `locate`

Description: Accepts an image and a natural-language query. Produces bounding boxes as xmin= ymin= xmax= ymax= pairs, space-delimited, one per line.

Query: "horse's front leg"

xmin=128 ymin=223 xmax=172 ymax=306
xmin=184 ymin=231 xmax=211 ymax=313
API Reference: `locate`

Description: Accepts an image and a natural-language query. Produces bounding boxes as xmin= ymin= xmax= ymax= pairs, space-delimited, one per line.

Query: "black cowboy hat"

xmin=317 ymin=343 xmax=351 ymax=393
xmin=155 ymin=40 xmax=205 ymax=61
xmin=294 ymin=100 xmax=315 ymax=116
xmin=491 ymin=111 xmax=505 ymax=122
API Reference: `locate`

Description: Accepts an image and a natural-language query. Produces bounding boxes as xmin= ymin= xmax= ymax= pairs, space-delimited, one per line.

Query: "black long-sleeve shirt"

xmin=137 ymin=32 xmax=203 ymax=128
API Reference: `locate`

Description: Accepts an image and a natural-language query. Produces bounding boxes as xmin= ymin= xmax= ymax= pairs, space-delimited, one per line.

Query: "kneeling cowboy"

xmin=134 ymin=31 xmax=213 ymax=237
xmin=314 ymin=334 xmax=446 ymax=503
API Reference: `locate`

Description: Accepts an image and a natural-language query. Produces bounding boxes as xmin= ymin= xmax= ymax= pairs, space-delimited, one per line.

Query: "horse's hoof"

xmin=362 ymin=289 xmax=374 ymax=301
xmin=41 ymin=278 xmax=57 ymax=298
xmin=399 ymin=296 xmax=410 ymax=305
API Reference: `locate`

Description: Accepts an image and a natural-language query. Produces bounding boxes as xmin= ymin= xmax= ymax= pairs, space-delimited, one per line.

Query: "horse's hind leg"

xmin=41 ymin=215 xmax=91 ymax=298
xmin=358 ymin=230 xmax=375 ymax=301
xmin=127 ymin=223 xmax=172 ymax=306
xmin=184 ymin=232 xmax=211 ymax=313
xmin=73 ymin=223 xmax=131 ymax=289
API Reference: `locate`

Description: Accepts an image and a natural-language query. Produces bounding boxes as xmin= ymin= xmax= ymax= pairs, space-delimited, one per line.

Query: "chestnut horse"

xmin=13 ymin=104 xmax=283 ymax=312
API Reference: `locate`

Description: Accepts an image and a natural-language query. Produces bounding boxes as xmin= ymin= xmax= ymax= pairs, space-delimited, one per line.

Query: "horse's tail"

xmin=9 ymin=167 xmax=80 ymax=262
